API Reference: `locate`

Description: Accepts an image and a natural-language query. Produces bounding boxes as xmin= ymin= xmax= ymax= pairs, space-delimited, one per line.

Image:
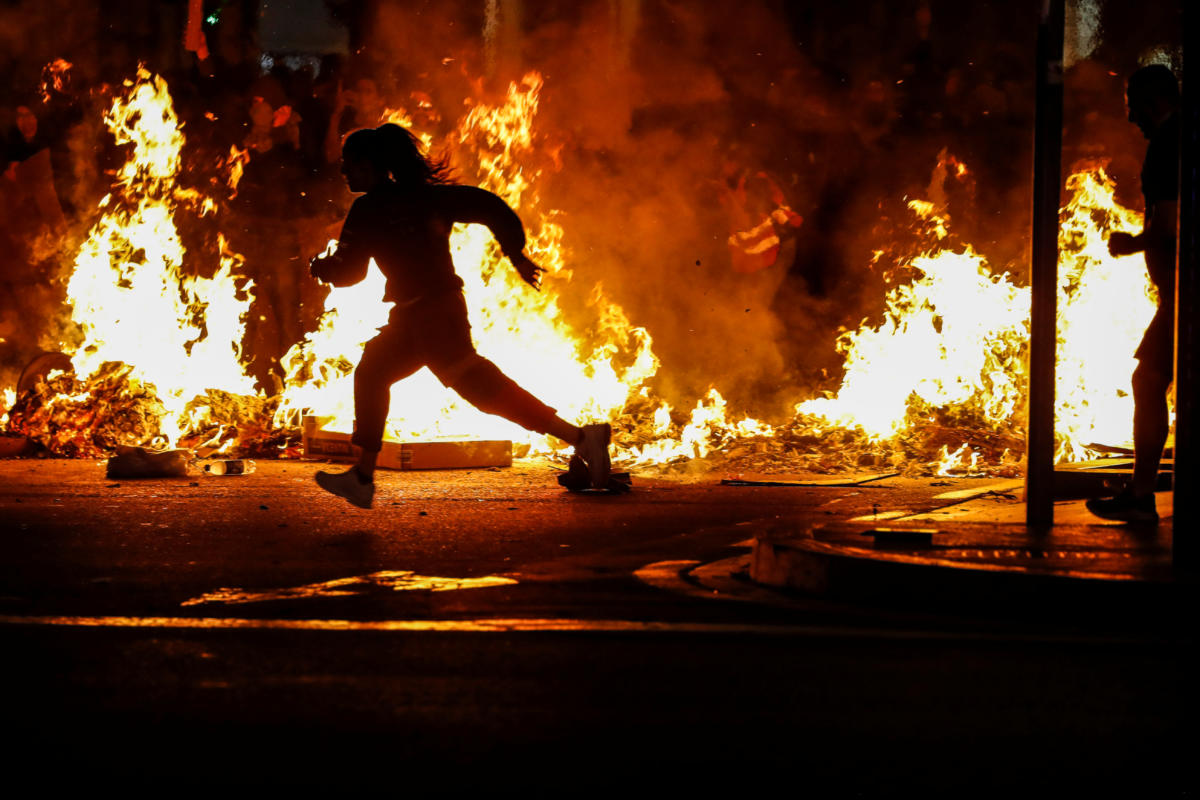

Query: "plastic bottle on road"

xmin=204 ymin=459 xmax=256 ymax=476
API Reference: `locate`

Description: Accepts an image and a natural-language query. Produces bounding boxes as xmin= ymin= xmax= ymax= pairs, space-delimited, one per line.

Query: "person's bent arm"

xmin=1109 ymin=230 xmax=1146 ymax=256
xmin=1146 ymin=199 xmax=1178 ymax=252
xmin=310 ymin=201 xmax=371 ymax=286
xmin=443 ymin=185 xmax=526 ymax=255
xmin=1143 ymin=199 xmax=1178 ymax=287
xmin=1111 ymin=198 xmax=1179 ymax=257
xmin=442 ymin=185 xmax=543 ymax=288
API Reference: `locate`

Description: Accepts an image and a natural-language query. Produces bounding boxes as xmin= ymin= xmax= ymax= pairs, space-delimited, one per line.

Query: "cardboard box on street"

xmin=301 ymin=415 xmax=512 ymax=470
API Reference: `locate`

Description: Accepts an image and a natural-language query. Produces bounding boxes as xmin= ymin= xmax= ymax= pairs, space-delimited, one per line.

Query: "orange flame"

xmin=63 ymin=67 xmax=256 ymax=446
xmin=797 ymin=162 xmax=1157 ymax=467
xmin=276 ymin=72 xmax=761 ymax=462
xmin=39 ymin=58 xmax=73 ymax=102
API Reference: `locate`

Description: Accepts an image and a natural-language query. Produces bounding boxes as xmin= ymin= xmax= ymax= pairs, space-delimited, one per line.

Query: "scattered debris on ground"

xmin=105 ymin=445 xmax=191 ymax=479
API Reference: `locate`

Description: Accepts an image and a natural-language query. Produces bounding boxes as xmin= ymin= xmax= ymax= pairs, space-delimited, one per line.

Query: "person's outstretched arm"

xmin=310 ymin=198 xmax=372 ymax=287
xmin=441 ymin=185 xmax=544 ymax=288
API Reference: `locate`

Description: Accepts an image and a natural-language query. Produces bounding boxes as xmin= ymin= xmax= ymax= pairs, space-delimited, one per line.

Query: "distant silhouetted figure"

xmin=1087 ymin=64 xmax=1179 ymax=523
xmin=309 ymin=124 xmax=611 ymax=508
xmin=4 ymin=101 xmax=66 ymax=231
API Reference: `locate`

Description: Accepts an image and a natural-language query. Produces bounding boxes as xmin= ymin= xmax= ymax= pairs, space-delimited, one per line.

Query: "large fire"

xmin=1 ymin=67 xmax=1161 ymax=476
xmin=796 ymin=165 xmax=1157 ymax=469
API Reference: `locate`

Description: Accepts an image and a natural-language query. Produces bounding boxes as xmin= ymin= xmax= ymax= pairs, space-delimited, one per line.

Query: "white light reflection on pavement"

xmin=181 ymin=570 xmax=518 ymax=607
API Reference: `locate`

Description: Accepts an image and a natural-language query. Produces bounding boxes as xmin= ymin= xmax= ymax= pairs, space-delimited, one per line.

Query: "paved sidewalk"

xmin=752 ymin=482 xmax=1183 ymax=614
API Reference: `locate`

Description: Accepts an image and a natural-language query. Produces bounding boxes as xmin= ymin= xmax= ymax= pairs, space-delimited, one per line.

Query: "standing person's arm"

xmin=1109 ymin=201 xmax=1177 ymax=257
xmin=1143 ymin=199 xmax=1179 ymax=288
xmin=1145 ymin=199 xmax=1179 ymax=252
xmin=441 ymin=185 xmax=543 ymax=289
xmin=1114 ymin=117 xmax=1181 ymax=264
xmin=310 ymin=199 xmax=372 ymax=286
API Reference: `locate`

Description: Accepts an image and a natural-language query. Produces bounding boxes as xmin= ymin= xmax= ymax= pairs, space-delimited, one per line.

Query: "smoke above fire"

xmin=362 ymin=2 xmax=882 ymax=411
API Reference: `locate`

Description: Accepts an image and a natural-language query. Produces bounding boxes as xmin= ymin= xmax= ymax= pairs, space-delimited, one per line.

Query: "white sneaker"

xmin=315 ymin=468 xmax=374 ymax=509
xmin=575 ymin=423 xmax=612 ymax=490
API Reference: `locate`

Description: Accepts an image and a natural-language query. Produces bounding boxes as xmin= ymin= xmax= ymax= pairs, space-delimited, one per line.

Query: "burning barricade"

xmin=0 ymin=66 xmax=1162 ymax=481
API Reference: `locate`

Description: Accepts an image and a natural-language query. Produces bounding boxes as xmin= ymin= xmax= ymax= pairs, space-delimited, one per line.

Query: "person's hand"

xmin=511 ymin=252 xmax=544 ymax=290
xmin=1108 ymin=231 xmax=1141 ymax=257
xmin=309 ymin=255 xmax=328 ymax=281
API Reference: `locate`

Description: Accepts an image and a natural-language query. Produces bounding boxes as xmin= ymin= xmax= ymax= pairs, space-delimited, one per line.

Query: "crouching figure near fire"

xmin=309 ymin=123 xmax=611 ymax=509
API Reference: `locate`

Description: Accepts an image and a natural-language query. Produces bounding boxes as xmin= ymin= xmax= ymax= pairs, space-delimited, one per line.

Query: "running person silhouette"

xmin=310 ymin=124 xmax=611 ymax=508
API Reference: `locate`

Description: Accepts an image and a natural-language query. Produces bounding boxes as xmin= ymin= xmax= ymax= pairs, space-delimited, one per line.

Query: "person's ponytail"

xmin=374 ymin=123 xmax=455 ymax=186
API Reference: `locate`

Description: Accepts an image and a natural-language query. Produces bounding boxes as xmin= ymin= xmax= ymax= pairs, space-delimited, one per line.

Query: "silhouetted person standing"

xmin=1087 ymin=64 xmax=1180 ymax=522
xmin=309 ymin=124 xmax=611 ymax=509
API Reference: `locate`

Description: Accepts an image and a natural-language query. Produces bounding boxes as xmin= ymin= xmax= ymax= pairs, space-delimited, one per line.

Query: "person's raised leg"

xmin=437 ymin=354 xmax=612 ymax=488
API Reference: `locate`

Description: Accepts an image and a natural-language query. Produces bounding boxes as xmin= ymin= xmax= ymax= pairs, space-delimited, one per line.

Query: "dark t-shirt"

xmin=1141 ymin=113 xmax=1180 ymax=292
xmin=1142 ymin=113 xmax=1180 ymax=207
xmin=312 ymin=182 xmax=526 ymax=304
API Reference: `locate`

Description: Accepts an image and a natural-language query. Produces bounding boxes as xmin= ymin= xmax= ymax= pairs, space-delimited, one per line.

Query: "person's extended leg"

xmin=315 ymin=326 xmax=421 ymax=507
xmin=441 ymin=355 xmax=570 ymax=437
xmin=422 ymin=292 xmax=612 ymax=488
xmin=435 ymin=353 xmax=612 ymax=488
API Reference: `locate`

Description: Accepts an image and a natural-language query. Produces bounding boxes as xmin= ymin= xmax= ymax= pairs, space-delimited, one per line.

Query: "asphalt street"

xmin=0 ymin=459 xmax=1190 ymax=791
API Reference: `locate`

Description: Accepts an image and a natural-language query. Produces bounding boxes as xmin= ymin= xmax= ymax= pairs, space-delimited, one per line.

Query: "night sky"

xmin=257 ymin=0 xmax=348 ymax=54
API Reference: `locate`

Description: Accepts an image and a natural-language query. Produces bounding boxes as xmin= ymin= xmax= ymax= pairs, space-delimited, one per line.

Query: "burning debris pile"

xmin=787 ymin=164 xmax=1155 ymax=476
xmin=0 ymin=67 xmax=1159 ymax=478
xmin=6 ymin=362 xmax=164 ymax=458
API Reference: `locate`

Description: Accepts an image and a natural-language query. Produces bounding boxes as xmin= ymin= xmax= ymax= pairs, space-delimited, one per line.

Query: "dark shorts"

xmin=1135 ymin=302 xmax=1175 ymax=377
xmin=379 ymin=291 xmax=476 ymax=372
xmin=350 ymin=291 xmax=559 ymax=452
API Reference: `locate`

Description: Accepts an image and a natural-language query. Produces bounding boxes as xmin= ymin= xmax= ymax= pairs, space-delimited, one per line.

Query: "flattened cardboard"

xmin=301 ymin=415 xmax=511 ymax=471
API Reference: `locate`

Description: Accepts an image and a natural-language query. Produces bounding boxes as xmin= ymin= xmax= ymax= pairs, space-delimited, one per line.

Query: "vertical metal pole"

xmin=1175 ymin=2 xmax=1198 ymax=573
xmin=1026 ymin=0 xmax=1065 ymax=528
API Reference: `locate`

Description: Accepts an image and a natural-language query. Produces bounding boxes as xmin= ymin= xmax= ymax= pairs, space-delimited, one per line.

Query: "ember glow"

xmin=39 ymin=57 xmax=73 ymax=102
xmin=0 ymin=66 xmax=1163 ymax=474
xmin=223 ymin=145 xmax=250 ymax=198
xmin=0 ymin=388 xmax=15 ymax=428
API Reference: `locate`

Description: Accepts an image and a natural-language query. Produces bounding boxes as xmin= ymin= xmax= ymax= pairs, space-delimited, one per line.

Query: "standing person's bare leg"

xmin=1131 ymin=363 xmax=1171 ymax=497
xmin=1087 ymin=361 xmax=1170 ymax=521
